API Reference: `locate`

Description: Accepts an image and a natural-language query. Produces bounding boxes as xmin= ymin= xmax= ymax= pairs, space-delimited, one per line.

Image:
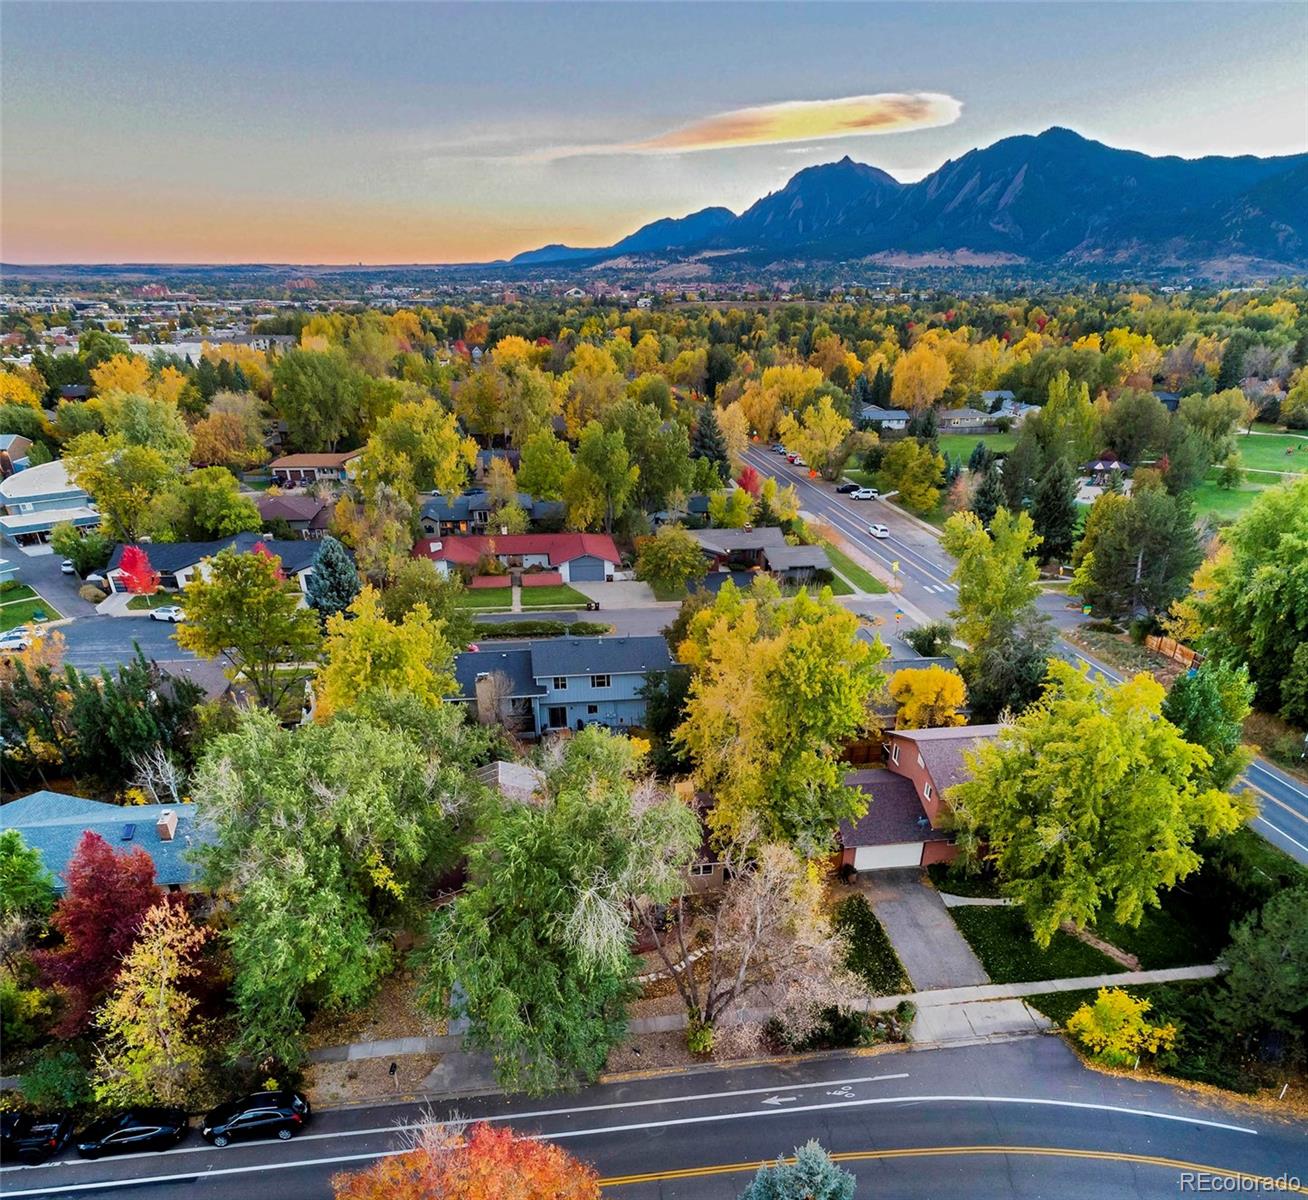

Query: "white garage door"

xmin=853 ymin=843 xmax=923 ymax=871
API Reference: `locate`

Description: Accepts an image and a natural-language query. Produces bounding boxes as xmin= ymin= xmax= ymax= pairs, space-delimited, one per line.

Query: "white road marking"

xmin=0 ymin=1074 xmax=913 ymax=1175
xmin=0 ymin=1094 xmax=1259 ymax=1197
xmin=1254 ymin=815 xmax=1308 ymax=857
xmin=760 ymin=1095 xmax=797 ymax=1106
xmin=1247 ymin=786 xmax=1308 ymax=829
xmin=1246 ymin=761 xmax=1308 ymax=803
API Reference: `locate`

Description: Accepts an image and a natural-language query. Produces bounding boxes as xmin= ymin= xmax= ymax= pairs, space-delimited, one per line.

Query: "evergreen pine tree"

xmin=971 ymin=460 xmax=1004 ymax=527
xmin=305 ymin=535 xmax=360 ymax=621
xmin=968 ymin=440 xmax=994 ymax=473
xmin=871 ymin=363 xmax=892 ymax=407
xmin=852 ymin=372 xmax=873 ymax=411
xmin=691 ymin=403 xmax=731 ymax=483
xmin=1030 ymin=456 xmax=1079 ymax=563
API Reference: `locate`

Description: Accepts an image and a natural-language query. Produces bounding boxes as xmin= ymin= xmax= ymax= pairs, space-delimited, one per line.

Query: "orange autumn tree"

xmin=332 ymin=1122 xmax=600 ymax=1200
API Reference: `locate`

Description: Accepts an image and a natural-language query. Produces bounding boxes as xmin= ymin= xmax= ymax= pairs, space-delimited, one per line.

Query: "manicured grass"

xmin=0 ymin=582 xmax=37 ymax=603
xmin=650 ymin=580 xmax=688 ymax=602
xmin=1228 ymin=431 xmax=1308 ymax=475
xmin=126 ymin=593 xmax=177 ymax=611
xmin=824 ymin=544 xmax=889 ymax=594
xmin=842 ymin=468 xmax=876 ymax=488
xmin=0 ymin=596 xmax=63 ymax=632
xmin=1189 ymin=479 xmax=1265 ymax=523
xmin=519 ymin=583 xmax=589 ymax=609
xmin=1025 ymin=982 xmax=1191 ymax=1028
xmin=937 ymin=432 xmax=1017 ymax=464
xmin=833 ymin=895 xmax=911 ymax=996
xmin=949 ymin=906 xmax=1124 ymax=983
xmin=455 ymin=588 xmax=514 ymax=611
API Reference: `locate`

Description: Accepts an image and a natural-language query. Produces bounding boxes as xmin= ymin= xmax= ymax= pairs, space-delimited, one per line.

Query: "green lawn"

xmin=1229 ymin=430 xmax=1308 ymax=475
xmin=1090 ymin=903 xmax=1222 ymax=971
xmin=1188 ymin=479 xmax=1265 ymax=523
xmin=937 ymin=432 xmax=1017 ymax=464
xmin=0 ymin=583 xmax=37 ymax=603
xmin=455 ymin=588 xmax=514 ymax=611
xmin=519 ymin=583 xmax=589 ymax=609
xmin=824 ymin=544 xmax=889 ymax=594
xmin=833 ymin=895 xmax=911 ymax=996
xmin=0 ymin=595 xmax=63 ymax=633
xmin=126 ymin=593 xmax=178 ymax=611
xmin=949 ymin=906 xmax=1124 ymax=983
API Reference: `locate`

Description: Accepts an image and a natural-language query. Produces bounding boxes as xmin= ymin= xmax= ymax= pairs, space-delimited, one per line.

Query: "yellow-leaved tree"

xmin=888 ymin=665 xmax=967 ymax=729
xmin=776 ymin=394 xmax=854 ymax=480
xmin=890 ymin=343 xmax=951 ymax=411
xmin=1066 ymin=987 xmax=1177 ymax=1068
xmin=315 ymin=586 xmax=457 ymax=721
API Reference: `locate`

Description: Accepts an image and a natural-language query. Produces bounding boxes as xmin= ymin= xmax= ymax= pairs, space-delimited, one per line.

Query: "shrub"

xmin=686 ymin=1020 xmax=714 ymax=1056
xmin=903 ymin=621 xmax=954 ymax=658
xmin=78 ymin=584 xmax=108 ymax=604
xmin=0 ymin=977 xmax=56 ymax=1052
xmin=20 ymin=1049 xmax=92 ymax=1111
xmin=1066 ymin=987 xmax=1177 ymax=1068
xmin=471 ymin=619 xmax=614 ymax=639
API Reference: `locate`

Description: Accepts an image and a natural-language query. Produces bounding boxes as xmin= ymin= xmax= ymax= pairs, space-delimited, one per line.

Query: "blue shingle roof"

xmin=0 ymin=791 xmax=212 ymax=891
xmin=106 ymin=534 xmax=321 ymax=576
xmin=450 ymin=646 xmax=544 ymax=702
xmin=527 ymin=636 xmax=673 ymax=680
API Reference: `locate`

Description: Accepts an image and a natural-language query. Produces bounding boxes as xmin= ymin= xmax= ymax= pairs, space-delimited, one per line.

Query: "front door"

xmin=547 ymin=706 xmax=567 ymax=729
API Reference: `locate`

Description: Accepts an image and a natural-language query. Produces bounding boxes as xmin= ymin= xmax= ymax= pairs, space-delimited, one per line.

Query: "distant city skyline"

xmin=2 ymin=1 xmax=1306 ymax=265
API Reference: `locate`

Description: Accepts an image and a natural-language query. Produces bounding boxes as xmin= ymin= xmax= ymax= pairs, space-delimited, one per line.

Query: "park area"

xmin=0 ymin=582 xmax=62 ymax=633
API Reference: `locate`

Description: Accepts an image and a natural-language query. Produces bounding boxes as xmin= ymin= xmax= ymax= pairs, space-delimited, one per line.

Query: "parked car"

xmin=1 ymin=1112 xmax=74 ymax=1165
xmin=835 ymin=482 xmax=860 ymax=493
xmin=790 ymin=456 xmax=806 ymax=468
xmin=771 ymin=443 xmax=787 ymax=454
xmin=868 ymin=523 xmax=891 ymax=539
xmin=0 ymin=626 xmax=42 ymax=653
xmin=201 ymin=1091 xmax=311 ymax=1148
xmin=75 ymin=1109 xmax=188 ymax=1159
xmin=60 ymin=558 xmax=77 ymax=575
xmin=150 ymin=605 xmax=186 ymax=623
xmin=851 ymin=488 xmax=879 ymax=500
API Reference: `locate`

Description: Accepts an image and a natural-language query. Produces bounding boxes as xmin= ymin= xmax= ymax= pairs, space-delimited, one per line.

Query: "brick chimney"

xmin=156 ymin=810 xmax=177 ymax=842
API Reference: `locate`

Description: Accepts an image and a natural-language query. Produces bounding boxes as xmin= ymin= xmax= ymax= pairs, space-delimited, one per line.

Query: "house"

xmin=936 ymin=407 xmax=995 ymax=431
xmin=858 ymin=405 xmax=909 ymax=431
xmin=267 ymin=450 xmax=361 ymax=488
xmin=449 ymin=635 xmax=674 ymax=737
xmin=836 ymin=724 xmax=1000 ymax=871
xmin=0 ymin=433 xmax=33 ymax=475
xmin=254 ymin=493 xmax=333 ymax=539
xmin=984 ymin=392 xmax=1039 ymax=424
xmin=418 ymin=490 xmax=565 ymax=538
xmin=103 ymin=533 xmax=323 ymax=595
xmin=979 ymin=389 xmax=1016 ymax=412
xmin=0 ymin=460 xmax=100 ymax=547
xmin=650 ymin=494 xmax=712 ymax=528
xmin=691 ymin=526 xmax=831 ymax=584
xmin=414 ymin=532 xmax=620 ymax=584
xmin=0 ymin=791 xmax=214 ymax=893
xmin=1153 ymin=391 xmax=1183 ymax=413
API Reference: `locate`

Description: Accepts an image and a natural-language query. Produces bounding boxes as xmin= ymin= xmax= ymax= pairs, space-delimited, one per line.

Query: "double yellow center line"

xmin=600 ymin=1145 xmax=1308 ymax=1191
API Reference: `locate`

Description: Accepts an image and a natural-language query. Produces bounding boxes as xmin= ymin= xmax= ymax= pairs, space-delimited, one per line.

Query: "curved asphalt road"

xmin=0 ymin=1040 xmax=1302 ymax=1199
xmin=744 ymin=445 xmax=1308 ymax=866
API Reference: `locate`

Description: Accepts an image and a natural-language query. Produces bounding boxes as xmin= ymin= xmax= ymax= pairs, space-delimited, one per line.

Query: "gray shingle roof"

xmin=451 ymin=646 xmax=543 ymax=702
xmin=527 ymin=635 xmax=673 ymax=680
xmin=838 ymin=769 xmax=951 ymax=847
xmin=0 ymin=791 xmax=212 ymax=891
xmin=106 ymin=534 xmax=322 ymax=576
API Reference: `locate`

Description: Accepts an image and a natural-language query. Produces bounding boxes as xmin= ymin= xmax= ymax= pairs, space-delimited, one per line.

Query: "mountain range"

xmin=509 ymin=127 xmax=1308 ymax=272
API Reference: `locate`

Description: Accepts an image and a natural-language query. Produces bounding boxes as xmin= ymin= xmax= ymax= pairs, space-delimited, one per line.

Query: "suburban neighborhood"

xmin=2 ymin=3 xmax=1307 ymax=1195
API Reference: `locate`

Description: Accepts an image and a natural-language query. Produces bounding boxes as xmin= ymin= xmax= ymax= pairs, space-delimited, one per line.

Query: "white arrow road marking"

xmin=0 ymin=1095 xmax=1261 ymax=1197
xmin=761 ymin=1095 xmax=797 ymax=1106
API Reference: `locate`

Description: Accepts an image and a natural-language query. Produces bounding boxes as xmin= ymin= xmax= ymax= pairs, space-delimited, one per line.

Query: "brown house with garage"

xmin=836 ymin=724 xmax=1001 ymax=872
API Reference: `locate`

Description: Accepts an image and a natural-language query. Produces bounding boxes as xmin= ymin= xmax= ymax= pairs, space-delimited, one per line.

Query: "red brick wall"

xmin=885 ymin=733 xmax=949 ymax=828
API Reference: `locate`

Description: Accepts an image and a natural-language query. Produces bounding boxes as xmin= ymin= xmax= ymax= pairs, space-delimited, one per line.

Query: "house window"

xmin=586 ymin=704 xmax=598 ymax=715
xmin=689 ymin=862 xmax=717 ymax=877
xmin=924 ymin=782 xmax=933 ymax=801
xmin=553 ymin=676 xmax=567 ymax=690
xmin=889 ymin=743 xmax=900 ymax=765
xmin=590 ymin=674 xmax=611 ymax=688
xmin=917 ymin=754 xmax=925 ymax=768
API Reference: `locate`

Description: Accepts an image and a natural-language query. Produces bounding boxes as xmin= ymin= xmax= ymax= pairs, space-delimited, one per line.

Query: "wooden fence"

xmin=1145 ymin=635 xmax=1204 ymax=668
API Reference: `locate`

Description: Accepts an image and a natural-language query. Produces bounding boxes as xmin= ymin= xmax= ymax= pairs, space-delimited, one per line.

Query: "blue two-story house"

xmin=450 ymin=635 xmax=674 ymax=737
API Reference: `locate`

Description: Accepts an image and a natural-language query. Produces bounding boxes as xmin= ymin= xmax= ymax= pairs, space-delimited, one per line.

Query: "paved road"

xmin=2 ymin=1039 xmax=1301 ymax=1198
xmin=54 ymin=616 xmax=194 ymax=673
xmin=746 ymin=446 xmax=1308 ymax=866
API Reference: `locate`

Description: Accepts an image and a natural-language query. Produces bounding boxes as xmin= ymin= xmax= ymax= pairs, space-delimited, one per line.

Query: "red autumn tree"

xmin=251 ymin=540 xmax=284 ymax=580
xmin=332 ymin=1122 xmax=600 ymax=1200
xmin=34 ymin=830 xmax=165 ymax=1034
xmin=737 ymin=465 xmax=761 ymax=497
xmin=118 ymin=545 xmax=160 ymax=597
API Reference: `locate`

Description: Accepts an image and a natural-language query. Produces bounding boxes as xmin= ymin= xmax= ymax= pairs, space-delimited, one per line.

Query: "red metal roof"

xmin=414 ymin=532 xmax=621 ymax=567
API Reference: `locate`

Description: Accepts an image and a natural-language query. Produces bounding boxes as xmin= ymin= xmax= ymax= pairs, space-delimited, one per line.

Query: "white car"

xmin=0 ymin=627 xmax=41 ymax=652
xmin=60 ymin=558 xmax=77 ymax=575
xmin=851 ymin=487 xmax=879 ymax=500
xmin=150 ymin=605 xmax=186 ymax=623
xmin=868 ymin=524 xmax=890 ymax=539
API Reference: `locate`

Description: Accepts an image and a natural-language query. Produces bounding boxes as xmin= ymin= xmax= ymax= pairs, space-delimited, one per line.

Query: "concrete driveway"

xmin=856 ymin=868 xmax=990 ymax=991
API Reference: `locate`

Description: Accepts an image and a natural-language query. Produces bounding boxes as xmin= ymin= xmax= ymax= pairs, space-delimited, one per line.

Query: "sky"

xmin=2 ymin=1 xmax=1306 ymax=265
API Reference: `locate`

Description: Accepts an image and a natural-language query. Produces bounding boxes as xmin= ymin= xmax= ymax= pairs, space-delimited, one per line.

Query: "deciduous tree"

xmin=516 ymin=430 xmax=573 ymax=501
xmin=0 ymin=829 xmax=54 ymax=920
xmin=635 ymin=525 xmax=708 ymax=597
xmin=176 ymin=544 xmax=323 ymax=712
xmin=777 ymin=395 xmax=853 ymax=480
xmin=878 ymin=438 xmax=944 ymax=513
xmin=888 ymin=665 xmax=967 ymax=729
xmin=949 ymin=661 xmax=1248 ymax=946
xmin=271 ymin=349 xmax=362 ymax=451
xmin=563 ymin=421 xmax=638 ymax=534
xmin=1160 ymin=660 xmax=1254 ymax=790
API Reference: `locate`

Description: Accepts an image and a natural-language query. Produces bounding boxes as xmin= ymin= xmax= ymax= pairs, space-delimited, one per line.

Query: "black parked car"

xmin=76 ymin=1108 xmax=188 ymax=1158
xmin=202 ymin=1091 xmax=311 ymax=1148
xmin=835 ymin=482 xmax=861 ymax=493
xmin=1 ymin=1112 xmax=74 ymax=1164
